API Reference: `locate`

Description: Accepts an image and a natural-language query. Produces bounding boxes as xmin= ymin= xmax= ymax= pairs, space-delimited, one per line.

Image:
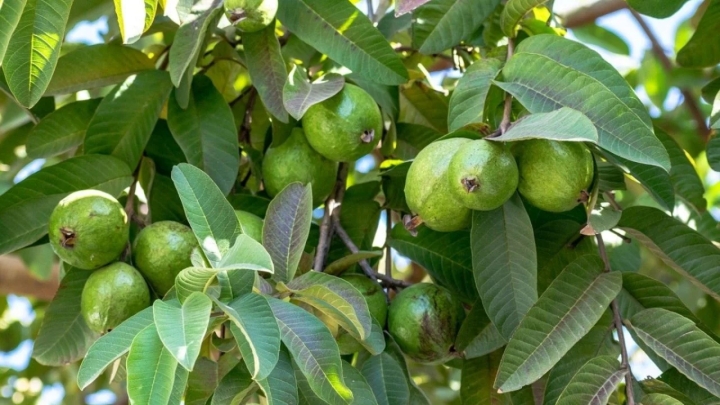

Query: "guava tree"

xmin=0 ymin=0 xmax=719 ymax=404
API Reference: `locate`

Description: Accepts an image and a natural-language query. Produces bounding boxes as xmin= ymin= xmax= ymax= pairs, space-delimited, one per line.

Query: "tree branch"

xmin=314 ymin=163 xmax=349 ymax=271
xmin=0 ymin=255 xmax=59 ymax=301
xmin=562 ymin=0 xmax=627 ymax=28
xmin=384 ymin=209 xmax=392 ymax=277
xmin=499 ymin=38 xmax=516 ymax=134
xmin=365 ymin=0 xmax=375 ymax=23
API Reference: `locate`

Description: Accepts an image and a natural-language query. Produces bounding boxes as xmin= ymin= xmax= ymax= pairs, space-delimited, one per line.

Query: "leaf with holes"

xmin=283 ymin=66 xmax=344 ymax=120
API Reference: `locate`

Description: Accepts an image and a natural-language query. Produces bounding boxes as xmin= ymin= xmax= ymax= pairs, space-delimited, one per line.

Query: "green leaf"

xmin=658 ymin=368 xmax=720 ymax=405
xmin=641 ymin=378 xmax=700 ymax=405
xmin=214 ymin=294 xmax=280 ymax=381
xmin=217 ymin=269 xmax=255 ymax=302
xmin=26 ymin=98 xmax=101 ymax=158
xmin=607 ymin=154 xmax=675 ymax=211
xmin=618 ymin=206 xmax=720 ymax=300
xmin=167 ymin=75 xmax=240 ymax=195
xmin=383 ymin=334 xmax=431 ymax=404
xmin=399 ymin=81 xmax=449 ymax=133
xmin=708 ymin=136 xmax=720 ymax=172
xmin=341 ymin=361 xmax=379 ymax=405
xmin=656 ymin=128 xmax=706 ymax=214
xmin=324 ymin=250 xmax=383 ymax=276
xmin=0 ymin=0 xmax=26 ymax=63
xmin=571 ymin=24 xmax=630 ymax=55
xmin=211 ymin=361 xmax=257 ymax=405
xmin=461 ymin=349 xmax=535 ymax=405
xmin=276 ymin=0 xmax=407 ymax=85
xmin=447 ymin=58 xmax=503 ymax=132
xmin=84 ymin=71 xmax=173 ymax=169
xmin=243 ymin=23 xmax=289 ymax=122
xmin=389 ymin=224 xmax=477 ymax=302
xmin=491 ymin=107 xmax=599 ymax=143
xmin=185 ymin=357 xmax=219 ymax=405
xmin=113 ymin=0 xmax=157 ymax=44
xmin=412 ymin=0 xmax=501 ymax=54
xmin=283 ymin=66 xmax=344 ymax=120
xmin=495 ymin=255 xmax=622 ymax=393
xmin=640 ymin=393 xmax=685 ymax=405
xmin=257 ymin=347 xmax=298 ymax=405
xmin=496 ymin=34 xmax=670 ymax=171
xmin=32 ymin=267 xmax=98 ymax=366
xmin=396 ymin=0 xmax=432 ymax=15
xmin=471 ymin=193 xmax=537 ymax=339
xmin=175 ymin=267 xmax=217 ymax=303
xmin=501 ymin=0 xmax=550 ymax=36
xmin=676 ymin=0 xmax=720 ymax=68
xmin=586 ymin=206 xmax=622 ymax=235
xmin=631 ymin=308 xmax=720 ymax=397
xmin=627 ymin=0 xmax=688 ymax=18
xmin=171 ymin=163 xmax=241 ymax=266
xmin=2 ymin=0 xmax=73 ymax=107
xmin=127 ymin=325 xmax=178 ymax=405
xmin=361 ymin=353 xmax=409 ymax=405
xmin=218 ymin=235 xmax=274 ymax=273
xmin=268 ymin=297 xmax=354 ymax=403
xmin=77 ymin=307 xmax=154 ymax=389
xmin=153 ymin=293 xmax=211 ymax=371
xmin=263 ymin=183 xmax=313 ymax=283
xmin=556 ymin=356 xmax=625 ymax=405
xmin=0 ymin=155 xmax=132 ymax=255
xmin=169 ymin=3 xmax=223 ymax=86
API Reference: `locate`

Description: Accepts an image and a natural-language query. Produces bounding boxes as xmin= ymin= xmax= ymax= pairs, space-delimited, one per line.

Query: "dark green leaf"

xmin=640 ymin=393 xmax=685 ymax=405
xmin=658 ymin=368 xmax=720 ymax=405
xmin=211 ymin=361 xmax=257 ymax=405
xmin=656 ymin=128 xmax=706 ymax=214
xmin=677 ymin=0 xmax=720 ymax=68
xmin=447 ymin=58 xmax=503 ymax=132
xmin=244 ymin=23 xmax=289 ymax=122
xmin=283 ymin=67 xmax=344 ymax=120
xmin=556 ymin=356 xmax=625 ymax=405
xmin=26 ymin=99 xmax=101 ymax=159
xmin=169 ymin=3 xmax=223 ymax=86
xmin=707 ymin=136 xmax=720 ymax=172
xmin=627 ymin=0 xmax=688 ymax=18
xmin=127 ymin=325 xmax=178 ymax=405
xmin=571 ymin=24 xmax=630 ymax=55
xmin=606 ymin=153 xmax=675 ymax=211
xmin=0 ymin=0 xmax=26 ymax=64
xmin=257 ymin=346 xmax=298 ymax=405
xmin=399 ymin=81 xmax=448 ymax=133
xmin=341 ymin=361 xmax=379 ymax=405
xmin=185 ymin=358 xmax=219 ymax=405
xmin=361 ymin=353 xmax=409 ymax=405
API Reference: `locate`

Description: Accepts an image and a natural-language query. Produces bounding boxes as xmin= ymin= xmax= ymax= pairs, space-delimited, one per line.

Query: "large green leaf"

xmin=496 ymin=34 xmax=670 ymax=171
xmin=268 ymin=298 xmax=353 ymax=403
xmin=389 ymin=224 xmax=476 ymax=302
xmin=218 ymin=234 xmax=274 ymax=273
xmin=167 ymin=75 xmax=240 ymax=195
xmin=169 ymin=1 xmax=223 ymax=86
xmin=171 ymin=163 xmax=241 ymax=266
xmin=631 ymin=308 xmax=720 ymax=397
xmin=412 ymin=0 xmax=501 ymax=54
xmin=153 ymin=293 xmax=211 ymax=371
xmin=175 ymin=267 xmax=218 ymax=303
xmin=0 ymin=0 xmax=26 ymax=63
xmin=627 ymin=0 xmax=688 ymax=18
xmin=708 ymin=136 xmax=720 ymax=172
xmin=113 ymin=0 xmax=157 ymax=44
xmin=618 ymin=206 xmax=720 ymax=300
xmin=215 ymin=294 xmax=280 ymax=381
xmin=26 ymin=99 xmax=101 ymax=158
xmin=655 ymin=128 xmax=706 ymax=214
xmin=211 ymin=361 xmax=257 ymax=405
xmin=361 ymin=353 xmax=409 ymax=405
xmin=640 ymin=393 xmax=685 ymax=405
xmin=383 ymin=334 xmax=431 ymax=404
xmin=471 ymin=193 xmax=537 ymax=339
xmin=2 ymin=0 xmax=73 ymax=107
xmin=127 ymin=325 xmax=179 ymax=405
xmin=185 ymin=358 xmax=219 ymax=405
xmin=461 ymin=349 xmax=535 ymax=405
xmin=32 ymin=267 xmax=98 ymax=366
xmin=555 ymin=356 xmax=625 ymax=404
xmin=500 ymin=0 xmax=550 ymax=36
xmin=243 ymin=23 xmax=289 ymax=122
xmin=283 ymin=67 xmax=344 ymax=120
xmin=571 ymin=24 xmax=630 ymax=56
xmin=677 ymin=0 xmax=720 ymax=68
xmin=257 ymin=347 xmax=298 ymax=405
xmin=276 ymin=0 xmax=407 ymax=85
xmin=337 ymin=362 xmax=379 ymax=405
xmin=399 ymin=81 xmax=449 ymax=133
xmin=263 ymin=183 xmax=313 ymax=283
xmin=77 ymin=307 xmax=154 ymax=389
xmin=607 ymin=154 xmax=675 ymax=211
xmin=658 ymin=368 xmax=720 ymax=405
xmin=447 ymin=58 xmax=503 ymax=132
xmin=84 ymin=71 xmax=172 ymax=169
xmin=217 ymin=269 xmax=255 ymax=302
xmin=495 ymin=255 xmax=622 ymax=393
xmin=45 ymin=44 xmax=154 ymax=96
xmin=491 ymin=107 xmax=599 ymax=143
xmin=0 ymin=155 xmax=132 ymax=255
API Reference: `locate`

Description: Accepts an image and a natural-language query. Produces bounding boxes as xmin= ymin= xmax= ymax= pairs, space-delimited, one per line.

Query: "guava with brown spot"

xmin=336 ymin=274 xmax=388 ymax=354
xmin=302 ymin=84 xmax=383 ymax=162
xmin=447 ymin=139 xmax=519 ymax=211
xmin=80 ymin=262 xmax=150 ymax=334
xmin=132 ymin=221 xmax=198 ymax=296
xmin=235 ymin=210 xmax=263 ymax=242
xmin=514 ymin=139 xmax=594 ymax=213
xmin=388 ymin=283 xmax=465 ymax=364
xmin=404 ymin=137 xmax=472 ymax=232
xmin=48 ymin=190 xmax=129 ymax=270
xmin=224 ymin=0 xmax=278 ymax=33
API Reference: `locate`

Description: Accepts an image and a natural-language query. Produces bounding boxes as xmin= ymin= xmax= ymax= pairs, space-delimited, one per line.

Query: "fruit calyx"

xmin=360 ymin=129 xmax=375 ymax=144
xmin=461 ymin=177 xmax=479 ymax=193
xmin=227 ymin=9 xmax=247 ymax=24
xmin=60 ymin=227 xmax=76 ymax=248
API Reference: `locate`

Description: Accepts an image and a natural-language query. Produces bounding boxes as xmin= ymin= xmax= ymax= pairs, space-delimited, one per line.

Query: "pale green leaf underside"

xmin=556 ymin=355 xmax=625 ymax=405
xmin=153 ymin=294 xmax=211 ymax=371
xmin=113 ymin=0 xmax=157 ymax=44
xmin=283 ymin=67 xmax=344 ymax=120
xmin=447 ymin=57 xmax=503 ymax=132
xmin=219 ymin=235 xmax=274 ymax=273
xmin=243 ymin=23 xmax=289 ymax=122
xmin=175 ymin=267 xmax=217 ymax=304
xmin=340 ymin=361 xmax=379 ymax=405
xmin=501 ymin=0 xmax=550 ymax=36
xmin=492 ymin=107 xmax=599 ymax=143
xmin=127 ymin=325 xmax=178 ymax=405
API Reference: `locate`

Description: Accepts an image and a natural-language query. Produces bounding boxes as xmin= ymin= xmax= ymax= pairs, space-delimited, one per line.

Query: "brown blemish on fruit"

xmin=60 ymin=227 xmax=76 ymax=248
xmin=361 ymin=129 xmax=374 ymax=144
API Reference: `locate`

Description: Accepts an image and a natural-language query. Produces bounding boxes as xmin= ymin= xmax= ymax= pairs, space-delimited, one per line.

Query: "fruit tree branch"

xmin=499 ymin=38 xmax=516 ymax=134
xmin=384 ymin=209 xmax=392 ymax=276
xmin=0 ymin=255 xmax=59 ymax=301
xmin=562 ymin=0 xmax=627 ymax=28
xmin=314 ymin=163 xmax=349 ymax=271
xmin=366 ymin=0 xmax=375 ymax=23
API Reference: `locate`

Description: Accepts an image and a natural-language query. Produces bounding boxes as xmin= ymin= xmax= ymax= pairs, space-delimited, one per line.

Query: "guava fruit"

xmin=336 ymin=274 xmax=388 ymax=354
xmin=387 ymin=283 xmax=465 ymax=364
xmin=235 ymin=210 xmax=263 ymax=242
xmin=447 ymin=139 xmax=519 ymax=211
xmin=48 ymin=190 xmax=129 ymax=270
xmin=302 ymin=84 xmax=383 ymax=162
xmin=404 ymin=137 xmax=472 ymax=232
xmin=132 ymin=221 xmax=198 ymax=296
xmin=262 ymin=128 xmax=338 ymax=206
xmin=81 ymin=262 xmax=150 ymax=333
xmin=224 ymin=0 xmax=278 ymax=33
xmin=514 ymin=139 xmax=594 ymax=213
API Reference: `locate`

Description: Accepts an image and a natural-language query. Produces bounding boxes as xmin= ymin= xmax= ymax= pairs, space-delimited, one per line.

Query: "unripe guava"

xmin=81 ymin=262 xmax=150 ymax=333
xmin=132 ymin=221 xmax=198 ymax=296
xmin=262 ymin=128 xmax=338 ymax=206
xmin=224 ymin=0 xmax=278 ymax=33
xmin=48 ymin=190 xmax=129 ymax=270
xmin=235 ymin=210 xmax=263 ymax=242
xmin=447 ymin=139 xmax=518 ymax=211
xmin=336 ymin=274 xmax=388 ymax=354
xmin=302 ymin=84 xmax=383 ymax=162
xmin=404 ymin=138 xmax=472 ymax=232
xmin=388 ymin=283 xmax=465 ymax=364
xmin=514 ymin=139 xmax=594 ymax=212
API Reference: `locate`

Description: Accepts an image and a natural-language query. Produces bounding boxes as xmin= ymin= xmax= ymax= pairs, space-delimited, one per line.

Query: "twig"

xmin=499 ymin=38 xmax=516 ymax=134
xmin=562 ymin=0 xmax=626 ymax=28
xmin=384 ymin=209 xmax=392 ymax=276
xmin=603 ymin=191 xmax=622 ymax=211
xmin=238 ymin=89 xmax=257 ymax=143
xmin=366 ymin=0 xmax=375 ymax=23
xmin=596 ymin=234 xmax=636 ymax=405
xmin=374 ymin=0 xmax=390 ymax=22
xmin=610 ymin=229 xmax=632 ymax=243
xmin=124 ymin=164 xmax=144 ymax=228
xmin=314 ymin=164 xmax=349 ymax=271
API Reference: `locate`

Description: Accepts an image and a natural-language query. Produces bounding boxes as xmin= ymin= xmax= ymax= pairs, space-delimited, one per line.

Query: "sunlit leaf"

xmin=154 ymin=293 xmax=211 ymax=371
xmin=283 ymin=66 xmax=344 ymax=120
xmin=491 ymin=107 xmax=598 ymax=143
xmin=113 ymin=0 xmax=158 ymax=44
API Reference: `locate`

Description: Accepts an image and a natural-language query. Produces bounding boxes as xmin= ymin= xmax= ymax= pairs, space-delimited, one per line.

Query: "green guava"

xmin=235 ymin=210 xmax=263 ymax=242
xmin=387 ymin=283 xmax=465 ymax=364
xmin=48 ymin=190 xmax=129 ymax=270
xmin=336 ymin=274 xmax=388 ymax=354
xmin=514 ymin=139 xmax=594 ymax=212
xmin=447 ymin=139 xmax=519 ymax=211
xmin=224 ymin=0 xmax=278 ymax=33
xmin=404 ymin=137 xmax=472 ymax=232
xmin=81 ymin=262 xmax=150 ymax=334
xmin=262 ymin=128 xmax=338 ymax=206
xmin=302 ymin=84 xmax=383 ymax=162
xmin=132 ymin=221 xmax=198 ymax=296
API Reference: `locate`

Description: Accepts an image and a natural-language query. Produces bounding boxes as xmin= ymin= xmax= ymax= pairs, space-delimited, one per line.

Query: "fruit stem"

xmin=314 ymin=163 xmax=349 ymax=271
xmin=499 ymin=38 xmax=515 ymax=135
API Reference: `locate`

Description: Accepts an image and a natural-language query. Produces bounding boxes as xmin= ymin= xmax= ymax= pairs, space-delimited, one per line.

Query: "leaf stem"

xmin=499 ymin=38 xmax=516 ymax=134
xmin=314 ymin=163 xmax=349 ymax=271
